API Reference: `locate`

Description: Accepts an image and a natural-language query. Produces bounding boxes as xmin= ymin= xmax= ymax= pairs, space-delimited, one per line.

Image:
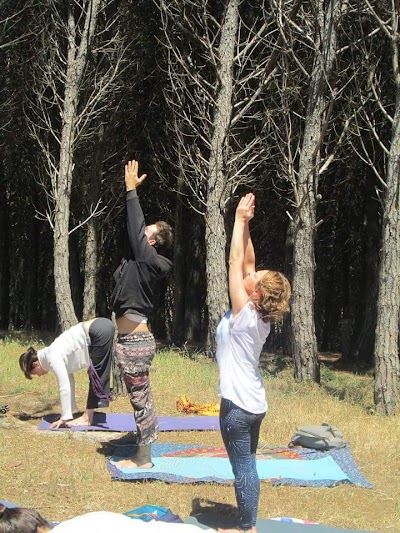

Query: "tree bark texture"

xmin=83 ymin=219 xmax=97 ymax=320
xmin=291 ymin=0 xmax=340 ymax=382
xmin=172 ymin=171 xmax=185 ymax=346
xmin=0 ymin=168 xmax=10 ymax=329
xmin=205 ymin=0 xmax=239 ymax=355
xmin=82 ymin=123 xmax=104 ymax=320
xmin=373 ymin=86 xmax=400 ymax=415
xmin=53 ymin=0 xmax=101 ymax=330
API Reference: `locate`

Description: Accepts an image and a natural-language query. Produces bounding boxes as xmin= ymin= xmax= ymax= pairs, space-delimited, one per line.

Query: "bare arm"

xmin=229 ymin=193 xmax=255 ymax=317
xmin=243 ymin=222 xmax=256 ymax=276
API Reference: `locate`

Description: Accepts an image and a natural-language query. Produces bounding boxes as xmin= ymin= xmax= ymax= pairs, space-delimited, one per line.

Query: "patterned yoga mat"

xmin=107 ymin=443 xmax=372 ymax=488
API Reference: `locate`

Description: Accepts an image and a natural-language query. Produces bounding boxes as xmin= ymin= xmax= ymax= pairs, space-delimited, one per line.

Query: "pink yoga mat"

xmin=38 ymin=413 xmax=220 ymax=432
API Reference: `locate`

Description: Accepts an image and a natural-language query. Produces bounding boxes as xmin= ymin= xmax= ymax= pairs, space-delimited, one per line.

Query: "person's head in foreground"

xmin=0 ymin=505 xmax=52 ymax=533
xmin=19 ymin=347 xmax=47 ymax=380
xmin=243 ymin=269 xmax=291 ymax=323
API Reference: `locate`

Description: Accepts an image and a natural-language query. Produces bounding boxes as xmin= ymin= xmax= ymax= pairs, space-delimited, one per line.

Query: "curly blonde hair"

xmin=253 ymin=270 xmax=291 ymax=323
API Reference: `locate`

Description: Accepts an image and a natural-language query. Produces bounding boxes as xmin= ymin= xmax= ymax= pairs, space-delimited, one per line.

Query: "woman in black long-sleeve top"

xmin=111 ymin=160 xmax=173 ymax=468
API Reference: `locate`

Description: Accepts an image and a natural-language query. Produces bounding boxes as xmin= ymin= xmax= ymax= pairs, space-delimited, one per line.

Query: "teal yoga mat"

xmin=107 ymin=443 xmax=372 ymax=488
xmin=109 ymin=455 xmax=348 ymax=483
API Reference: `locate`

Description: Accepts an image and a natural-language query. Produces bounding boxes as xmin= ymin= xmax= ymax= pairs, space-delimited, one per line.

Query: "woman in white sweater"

xmin=19 ymin=318 xmax=115 ymax=429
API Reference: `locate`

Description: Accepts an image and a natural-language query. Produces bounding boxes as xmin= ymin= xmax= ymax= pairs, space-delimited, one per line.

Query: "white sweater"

xmin=38 ymin=323 xmax=91 ymax=420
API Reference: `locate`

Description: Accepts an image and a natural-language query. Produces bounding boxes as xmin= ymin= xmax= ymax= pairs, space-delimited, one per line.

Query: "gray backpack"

xmin=290 ymin=423 xmax=345 ymax=451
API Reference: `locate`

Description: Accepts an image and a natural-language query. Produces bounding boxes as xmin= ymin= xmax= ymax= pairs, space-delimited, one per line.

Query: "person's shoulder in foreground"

xmin=52 ymin=511 xmax=216 ymax=533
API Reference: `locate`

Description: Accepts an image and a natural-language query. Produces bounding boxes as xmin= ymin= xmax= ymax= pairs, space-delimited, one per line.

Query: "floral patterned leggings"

xmin=115 ymin=332 xmax=158 ymax=446
xmin=219 ymin=398 xmax=266 ymax=531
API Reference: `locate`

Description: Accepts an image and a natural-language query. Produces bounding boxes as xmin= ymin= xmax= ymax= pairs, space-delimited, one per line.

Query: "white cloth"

xmin=216 ymin=301 xmax=270 ymax=414
xmin=52 ymin=512 xmax=216 ymax=533
xmin=38 ymin=323 xmax=90 ymax=420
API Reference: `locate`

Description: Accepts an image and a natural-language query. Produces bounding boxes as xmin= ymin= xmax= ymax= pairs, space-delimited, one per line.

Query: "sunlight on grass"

xmin=0 ymin=340 xmax=399 ymax=533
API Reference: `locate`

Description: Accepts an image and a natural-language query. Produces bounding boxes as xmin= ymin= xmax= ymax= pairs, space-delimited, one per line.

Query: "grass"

xmin=0 ymin=337 xmax=399 ymax=533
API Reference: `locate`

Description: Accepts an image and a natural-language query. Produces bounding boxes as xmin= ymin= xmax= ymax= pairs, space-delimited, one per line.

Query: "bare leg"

xmin=115 ymin=444 xmax=153 ymax=469
xmin=66 ymin=409 xmax=94 ymax=427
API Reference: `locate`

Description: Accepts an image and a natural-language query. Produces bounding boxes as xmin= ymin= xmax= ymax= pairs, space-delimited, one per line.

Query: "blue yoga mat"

xmin=109 ymin=455 xmax=349 ymax=483
xmin=38 ymin=413 xmax=219 ymax=432
xmin=107 ymin=443 xmax=372 ymax=488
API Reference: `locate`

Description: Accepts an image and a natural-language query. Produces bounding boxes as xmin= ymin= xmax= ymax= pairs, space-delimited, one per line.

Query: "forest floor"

xmin=0 ymin=339 xmax=398 ymax=533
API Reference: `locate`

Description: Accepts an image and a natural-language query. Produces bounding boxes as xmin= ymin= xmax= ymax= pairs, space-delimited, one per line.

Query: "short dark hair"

xmin=154 ymin=221 xmax=173 ymax=250
xmin=19 ymin=347 xmax=38 ymax=380
xmin=0 ymin=504 xmax=51 ymax=533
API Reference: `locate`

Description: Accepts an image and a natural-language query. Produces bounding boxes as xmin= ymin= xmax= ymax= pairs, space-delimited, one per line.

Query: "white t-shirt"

xmin=38 ymin=323 xmax=91 ymax=420
xmin=52 ymin=512 xmax=216 ymax=533
xmin=216 ymin=301 xmax=270 ymax=414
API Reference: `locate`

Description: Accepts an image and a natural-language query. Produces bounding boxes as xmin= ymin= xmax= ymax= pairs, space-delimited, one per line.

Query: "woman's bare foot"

xmin=66 ymin=409 xmax=94 ymax=427
xmin=116 ymin=444 xmax=153 ymax=469
xmin=116 ymin=457 xmax=153 ymax=469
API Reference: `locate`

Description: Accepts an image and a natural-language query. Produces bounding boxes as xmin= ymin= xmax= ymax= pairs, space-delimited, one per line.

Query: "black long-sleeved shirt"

xmin=111 ymin=190 xmax=172 ymax=319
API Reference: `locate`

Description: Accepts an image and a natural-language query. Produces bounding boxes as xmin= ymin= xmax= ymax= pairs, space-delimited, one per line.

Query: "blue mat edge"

xmin=107 ymin=443 xmax=372 ymax=488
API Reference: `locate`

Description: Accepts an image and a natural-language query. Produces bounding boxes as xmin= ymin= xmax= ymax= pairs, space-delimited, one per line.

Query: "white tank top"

xmin=216 ymin=301 xmax=270 ymax=414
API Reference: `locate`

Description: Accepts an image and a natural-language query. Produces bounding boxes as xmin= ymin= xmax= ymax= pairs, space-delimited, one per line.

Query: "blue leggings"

xmin=219 ymin=398 xmax=265 ymax=531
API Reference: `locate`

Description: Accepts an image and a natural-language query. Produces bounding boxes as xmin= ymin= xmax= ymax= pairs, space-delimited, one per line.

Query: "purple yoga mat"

xmin=38 ymin=413 xmax=220 ymax=432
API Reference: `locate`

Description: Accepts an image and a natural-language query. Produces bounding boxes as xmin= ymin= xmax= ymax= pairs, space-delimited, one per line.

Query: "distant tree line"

xmin=0 ymin=0 xmax=398 ymax=414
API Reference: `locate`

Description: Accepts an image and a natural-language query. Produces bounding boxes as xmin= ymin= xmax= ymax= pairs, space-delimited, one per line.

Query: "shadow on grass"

xmin=189 ymin=498 xmax=237 ymax=528
xmin=15 ymin=401 xmax=57 ymax=421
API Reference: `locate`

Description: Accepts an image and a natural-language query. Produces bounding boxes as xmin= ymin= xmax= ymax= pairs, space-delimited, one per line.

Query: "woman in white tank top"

xmin=216 ymin=193 xmax=291 ymax=533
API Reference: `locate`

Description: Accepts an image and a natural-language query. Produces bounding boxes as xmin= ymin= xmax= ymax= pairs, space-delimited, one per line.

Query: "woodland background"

xmin=0 ymin=0 xmax=399 ymax=414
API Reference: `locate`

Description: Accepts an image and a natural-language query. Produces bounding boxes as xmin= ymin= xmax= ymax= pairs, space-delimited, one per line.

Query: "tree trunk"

xmin=53 ymin=0 xmax=101 ymax=330
xmin=0 ymin=167 xmax=10 ymax=330
xmin=373 ymin=85 xmax=400 ymax=415
xmin=23 ymin=216 xmax=39 ymax=329
xmin=82 ymin=219 xmax=97 ymax=320
xmin=282 ymin=218 xmax=295 ymax=355
xmin=172 ymin=171 xmax=185 ymax=346
xmin=82 ymin=123 xmax=104 ymax=320
xmin=291 ymin=0 xmax=340 ymax=382
xmin=185 ymin=218 xmax=206 ymax=343
xmin=205 ymin=0 xmax=239 ymax=355
xmin=351 ymin=185 xmax=380 ymax=364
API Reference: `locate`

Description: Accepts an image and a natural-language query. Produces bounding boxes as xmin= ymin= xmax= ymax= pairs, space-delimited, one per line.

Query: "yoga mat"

xmin=185 ymin=514 xmax=378 ymax=533
xmin=107 ymin=443 xmax=372 ymax=488
xmin=110 ymin=455 xmax=349 ymax=482
xmin=38 ymin=413 xmax=219 ymax=432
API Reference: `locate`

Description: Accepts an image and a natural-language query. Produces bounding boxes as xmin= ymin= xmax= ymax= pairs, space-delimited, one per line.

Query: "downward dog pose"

xmin=19 ymin=317 xmax=115 ymax=429
xmin=216 ymin=193 xmax=291 ymax=533
xmin=111 ymin=160 xmax=173 ymax=468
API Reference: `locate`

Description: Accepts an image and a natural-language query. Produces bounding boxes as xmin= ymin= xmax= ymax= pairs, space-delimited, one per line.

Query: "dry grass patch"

xmin=0 ymin=341 xmax=399 ymax=532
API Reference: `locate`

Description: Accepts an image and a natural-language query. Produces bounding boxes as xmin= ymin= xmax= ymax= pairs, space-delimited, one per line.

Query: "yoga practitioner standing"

xmin=216 ymin=193 xmax=291 ymax=532
xmin=111 ymin=160 xmax=173 ymax=468
xmin=19 ymin=317 xmax=115 ymax=429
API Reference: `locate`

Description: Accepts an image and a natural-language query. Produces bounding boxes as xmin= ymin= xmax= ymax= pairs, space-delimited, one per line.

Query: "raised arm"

xmin=229 ymin=193 xmax=255 ymax=317
xmin=243 ymin=222 xmax=256 ymax=276
xmin=124 ymin=160 xmax=156 ymax=261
